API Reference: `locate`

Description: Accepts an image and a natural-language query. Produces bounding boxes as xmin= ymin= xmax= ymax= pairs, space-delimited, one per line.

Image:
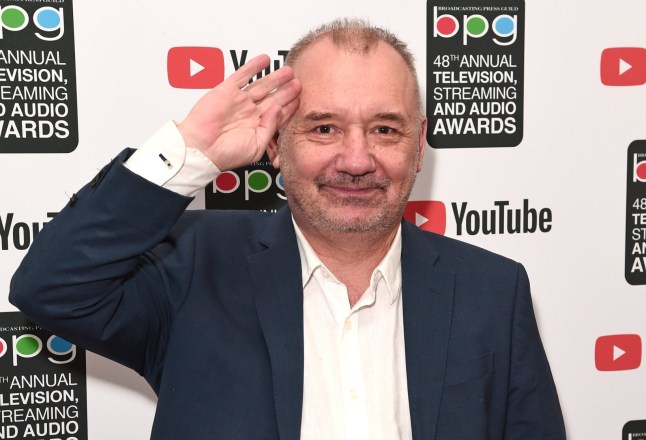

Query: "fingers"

xmin=244 ymin=66 xmax=295 ymax=102
xmin=229 ymin=54 xmax=271 ymax=89
xmin=210 ymin=54 xmax=301 ymax=149
xmin=257 ymin=96 xmax=300 ymax=146
xmin=227 ymin=54 xmax=294 ymax=96
xmin=257 ymin=105 xmax=282 ymax=143
xmin=256 ymin=78 xmax=302 ymax=116
xmin=226 ymin=53 xmax=296 ymax=102
xmin=276 ymin=98 xmax=300 ymax=128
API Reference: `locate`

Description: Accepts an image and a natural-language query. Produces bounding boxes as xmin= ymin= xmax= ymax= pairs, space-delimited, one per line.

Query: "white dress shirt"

xmin=125 ymin=122 xmax=413 ymax=439
xmin=295 ymin=222 xmax=412 ymax=440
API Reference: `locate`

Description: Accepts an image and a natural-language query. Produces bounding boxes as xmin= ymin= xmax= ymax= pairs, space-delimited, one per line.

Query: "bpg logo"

xmin=212 ymin=169 xmax=286 ymax=201
xmin=0 ymin=334 xmax=76 ymax=366
xmin=624 ymin=420 xmax=646 ymax=440
xmin=433 ymin=7 xmax=518 ymax=46
xmin=634 ymin=154 xmax=646 ymax=182
xmin=0 ymin=5 xmax=64 ymax=41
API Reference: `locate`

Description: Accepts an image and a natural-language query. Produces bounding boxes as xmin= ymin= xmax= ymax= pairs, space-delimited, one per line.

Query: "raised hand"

xmin=177 ymin=54 xmax=301 ymax=171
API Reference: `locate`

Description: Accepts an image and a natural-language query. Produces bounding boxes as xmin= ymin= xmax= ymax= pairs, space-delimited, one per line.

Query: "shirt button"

xmin=350 ymin=389 xmax=359 ymax=400
xmin=322 ymin=269 xmax=330 ymax=278
xmin=344 ymin=319 xmax=353 ymax=332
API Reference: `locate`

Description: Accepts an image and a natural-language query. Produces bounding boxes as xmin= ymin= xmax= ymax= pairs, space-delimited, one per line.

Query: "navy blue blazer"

xmin=10 ymin=150 xmax=565 ymax=439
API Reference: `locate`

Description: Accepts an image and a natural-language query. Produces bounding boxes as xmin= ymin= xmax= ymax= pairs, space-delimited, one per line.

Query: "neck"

xmin=295 ymin=219 xmax=399 ymax=307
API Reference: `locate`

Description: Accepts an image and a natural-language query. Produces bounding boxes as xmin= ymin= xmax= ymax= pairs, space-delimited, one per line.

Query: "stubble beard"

xmin=279 ymin=146 xmax=419 ymax=236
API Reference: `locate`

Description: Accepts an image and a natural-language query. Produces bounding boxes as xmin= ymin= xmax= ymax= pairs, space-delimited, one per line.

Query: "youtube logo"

xmin=168 ymin=47 xmax=225 ymax=89
xmin=403 ymin=201 xmax=446 ymax=235
xmin=600 ymin=48 xmax=646 ymax=86
xmin=595 ymin=334 xmax=642 ymax=371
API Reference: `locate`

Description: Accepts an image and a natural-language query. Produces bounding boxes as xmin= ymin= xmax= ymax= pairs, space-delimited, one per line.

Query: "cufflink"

xmin=159 ymin=153 xmax=173 ymax=169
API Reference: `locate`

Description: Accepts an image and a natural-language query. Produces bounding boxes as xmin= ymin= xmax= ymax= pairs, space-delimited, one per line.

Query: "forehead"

xmin=290 ymin=38 xmax=417 ymax=119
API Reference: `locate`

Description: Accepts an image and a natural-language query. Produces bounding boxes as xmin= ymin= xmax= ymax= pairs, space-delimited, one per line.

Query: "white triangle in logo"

xmin=415 ymin=212 xmax=429 ymax=227
xmin=613 ymin=345 xmax=626 ymax=361
xmin=190 ymin=59 xmax=205 ymax=77
xmin=619 ymin=58 xmax=633 ymax=76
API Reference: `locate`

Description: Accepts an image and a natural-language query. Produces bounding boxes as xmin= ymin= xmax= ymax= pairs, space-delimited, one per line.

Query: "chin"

xmin=319 ymin=211 xmax=396 ymax=234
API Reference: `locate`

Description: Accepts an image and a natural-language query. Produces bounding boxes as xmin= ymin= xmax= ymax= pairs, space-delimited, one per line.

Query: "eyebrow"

xmin=302 ymin=111 xmax=408 ymax=124
xmin=374 ymin=112 xmax=408 ymax=125
xmin=302 ymin=111 xmax=337 ymax=122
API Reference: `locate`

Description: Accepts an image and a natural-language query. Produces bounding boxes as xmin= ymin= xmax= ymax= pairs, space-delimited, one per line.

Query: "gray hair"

xmin=285 ymin=18 xmax=423 ymax=121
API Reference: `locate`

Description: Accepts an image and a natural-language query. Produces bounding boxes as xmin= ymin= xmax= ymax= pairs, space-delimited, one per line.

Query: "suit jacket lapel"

xmin=248 ymin=208 xmax=304 ymax=440
xmin=248 ymin=213 xmax=457 ymax=440
xmin=401 ymin=221 xmax=455 ymax=440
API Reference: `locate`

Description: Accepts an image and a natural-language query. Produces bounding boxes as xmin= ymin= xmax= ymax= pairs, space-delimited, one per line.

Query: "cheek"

xmin=285 ymin=141 xmax=336 ymax=175
xmin=380 ymin=152 xmax=419 ymax=183
xmin=280 ymin=148 xmax=320 ymax=185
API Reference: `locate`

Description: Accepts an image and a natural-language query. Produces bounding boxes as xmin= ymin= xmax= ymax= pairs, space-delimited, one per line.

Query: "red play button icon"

xmin=595 ymin=334 xmax=642 ymax=371
xmin=167 ymin=47 xmax=225 ymax=89
xmin=403 ymin=201 xmax=446 ymax=235
xmin=600 ymin=48 xmax=646 ymax=86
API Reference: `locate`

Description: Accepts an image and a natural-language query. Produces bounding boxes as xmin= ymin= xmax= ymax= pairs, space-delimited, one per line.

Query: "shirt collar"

xmin=292 ymin=217 xmax=402 ymax=305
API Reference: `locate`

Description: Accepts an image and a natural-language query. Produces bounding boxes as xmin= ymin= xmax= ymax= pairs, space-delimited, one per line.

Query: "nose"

xmin=335 ymin=129 xmax=376 ymax=176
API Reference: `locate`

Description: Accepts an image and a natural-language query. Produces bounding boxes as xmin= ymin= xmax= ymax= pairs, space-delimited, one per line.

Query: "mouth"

xmin=321 ymin=185 xmax=384 ymax=197
xmin=316 ymin=175 xmax=389 ymax=203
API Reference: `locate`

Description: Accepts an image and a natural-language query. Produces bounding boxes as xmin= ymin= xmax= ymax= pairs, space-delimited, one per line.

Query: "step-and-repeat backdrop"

xmin=1 ymin=0 xmax=645 ymax=438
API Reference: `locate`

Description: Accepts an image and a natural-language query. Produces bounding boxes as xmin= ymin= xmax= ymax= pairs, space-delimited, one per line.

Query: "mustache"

xmin=315 ymin=173 xmax=390 ymax=190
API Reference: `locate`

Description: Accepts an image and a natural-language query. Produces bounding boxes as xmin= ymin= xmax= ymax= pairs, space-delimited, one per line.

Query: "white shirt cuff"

xmin=124 ymin=121 xmax=220 ymax=197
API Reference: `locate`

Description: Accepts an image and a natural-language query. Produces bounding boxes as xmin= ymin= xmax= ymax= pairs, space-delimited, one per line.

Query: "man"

xmin=10 ymin=19 xmax=565 ymax=439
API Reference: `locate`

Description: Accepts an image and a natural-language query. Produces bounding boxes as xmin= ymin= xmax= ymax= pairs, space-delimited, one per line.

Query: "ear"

xmin=416 ymin=116 xmax=428 ymax=173
xmin=267 ymin=132 xmax=281 ymax=169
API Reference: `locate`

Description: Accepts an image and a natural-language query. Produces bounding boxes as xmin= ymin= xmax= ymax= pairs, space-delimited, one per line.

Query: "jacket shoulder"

xmin=402 ymin=221 xmax=523 ymax=283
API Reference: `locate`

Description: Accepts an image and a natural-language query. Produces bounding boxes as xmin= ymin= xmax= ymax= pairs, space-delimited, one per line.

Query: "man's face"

xmin=271 ymin=38 xmax=427 ymax=237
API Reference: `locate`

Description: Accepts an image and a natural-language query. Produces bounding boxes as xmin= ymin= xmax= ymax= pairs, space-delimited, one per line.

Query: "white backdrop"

xmin=1 ymin=0 xmax=646 ymax=438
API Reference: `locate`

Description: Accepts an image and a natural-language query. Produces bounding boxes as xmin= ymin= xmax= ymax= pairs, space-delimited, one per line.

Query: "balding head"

xmin=285 ymin=18 xmax=423 ymax=122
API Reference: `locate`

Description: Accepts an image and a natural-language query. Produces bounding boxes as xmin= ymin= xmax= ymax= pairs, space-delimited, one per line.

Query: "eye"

xmin=376 ymin=126 xmax=396 ymax=135
xmin=316 ymin=125 xmax=333 ymax=134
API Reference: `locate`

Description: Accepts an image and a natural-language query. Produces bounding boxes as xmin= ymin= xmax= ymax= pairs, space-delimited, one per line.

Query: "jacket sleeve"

xmin=504 ymin=263 xmax=566 ymax=439
xmin=9 ymin=149 xmax=193 ymax=389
